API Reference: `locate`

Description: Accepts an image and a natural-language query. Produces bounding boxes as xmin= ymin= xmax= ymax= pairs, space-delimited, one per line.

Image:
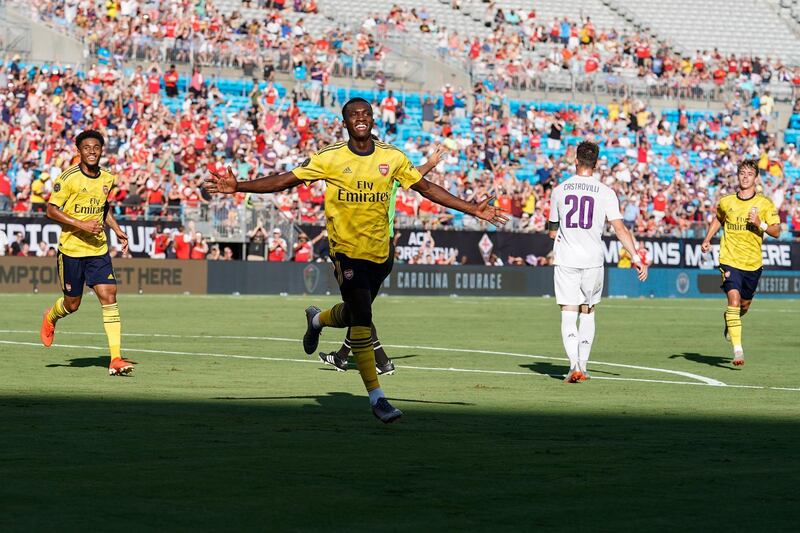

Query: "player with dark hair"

xmin=204 ymin=98 xmax=507 ymax=422
xmin=318 ymin=144 xmax=448 ymax=375
xmin=40 ymin=129 xmax=134 ymax=376
xmin=548 ymin=140 xmax=647 ymax=383
xmin=701 ymin=159 xmax=780 ymax=365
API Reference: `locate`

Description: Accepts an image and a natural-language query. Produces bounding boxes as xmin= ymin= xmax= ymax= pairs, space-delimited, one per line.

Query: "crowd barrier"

xmin=2 ymin=257 xmax=798 ymax=299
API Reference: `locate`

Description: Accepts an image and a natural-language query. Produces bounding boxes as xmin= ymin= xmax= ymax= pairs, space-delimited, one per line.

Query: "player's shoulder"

xmin=756 ymin=193 xmax=776 ymax=207
xmin=718 ymin=193 xmax=738 ymax=207
xmin=314 ymin=140 xmax=348 ymax=157
xmin=374 ymin=140 xmax=409 ymax=159
xmin=100 ymin=166 xmax=116 ymax=179
xmin=57 ymin=164 xmax=81 ymax=182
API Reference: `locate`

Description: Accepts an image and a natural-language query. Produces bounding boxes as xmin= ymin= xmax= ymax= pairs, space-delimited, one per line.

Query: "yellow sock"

xmin=725 ymin=306 xmax=742 ymax=348
xmin=350 ymin=325 xmax=380 ymax=392
xmin=102 ymin=303 xmax=122 ymax=360
xmin=319 ymin=303 xmax=348 ymax=328
xmin=47 ymin=297 xmax=71 ymax=324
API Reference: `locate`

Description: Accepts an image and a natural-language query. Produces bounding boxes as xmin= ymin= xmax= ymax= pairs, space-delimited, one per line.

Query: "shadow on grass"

xmin=670 ymin=352 xmax=736 ymax=369
xmin=0 ymin=394 xmax=797 ymax=531
xmin=45 ymin=357 xmax=109 ymax=369
xmin=213 ymin=392 xmax=475 ymax=406
xmin=519 ymin=362 xmax=621 ymax=380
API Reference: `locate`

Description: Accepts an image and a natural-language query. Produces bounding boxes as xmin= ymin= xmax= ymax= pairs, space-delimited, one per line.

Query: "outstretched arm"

xmin=610 ymin=219 xmax=648 ymax=281
xmin=204 ymin=166 xmax=302 ymax=195
xmin=411 ymin=177 xmax=508 ymax=226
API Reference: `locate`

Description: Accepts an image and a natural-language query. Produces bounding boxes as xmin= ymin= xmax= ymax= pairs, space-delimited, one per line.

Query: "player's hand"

xmin=204 ymin=166 xmax=239 ymax=195
xmin=82 ymin=219 xmax=103 ymax=235
xmin=115 ymin=228 xmax=129 ymax=255
xmin=701 ymin=241 xmax=711 ymax=253
xmin=634 ymin=262 xmax=648 ymax=282
xmin=428 ymin=144 xmax=448 ymax=166
xmin=473 ymin=195 xmax=509 ymax=226
xmin=747 ymin=208 xmax=761 ymax=227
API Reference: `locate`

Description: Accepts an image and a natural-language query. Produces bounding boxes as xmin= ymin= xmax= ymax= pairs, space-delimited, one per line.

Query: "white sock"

xmin=311 ymin=313 xmax=322 ymax=329
xmin=578 ymin=312 xmax=596 ymax=373
xmin=560 ymin=310 xmax=579 ymax=371
xmin=368 ymin=387 xmax=385 ymax=406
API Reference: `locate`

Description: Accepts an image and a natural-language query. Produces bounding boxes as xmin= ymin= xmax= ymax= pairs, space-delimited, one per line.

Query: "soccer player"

xmin=204 ymin=97 xmax=507 ymax=422
xmin=701 ymin=159 xmax=780 ymax=365
xmin=548 ymin=141 xmax=648 ymax=383
xmin=39 ymin=130 xmax=134 ymax=376
xmin=317 ymin=144 xmax=448 ymax=375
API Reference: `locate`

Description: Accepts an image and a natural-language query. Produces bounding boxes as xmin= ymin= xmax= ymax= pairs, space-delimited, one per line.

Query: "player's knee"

xmin=64 ymin=298 xmax=81 ymax=313
xmin=350 ymin=307 xmax=372 ymax=327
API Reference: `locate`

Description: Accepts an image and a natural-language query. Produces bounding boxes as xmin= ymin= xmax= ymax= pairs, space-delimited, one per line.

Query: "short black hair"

xmin=342 ymin=97 xmax=371 ymax=119
xmin=75 ymin=129 xmax=105 ymax=148
xmin=576 ymin=140 xmax=599 ymax=170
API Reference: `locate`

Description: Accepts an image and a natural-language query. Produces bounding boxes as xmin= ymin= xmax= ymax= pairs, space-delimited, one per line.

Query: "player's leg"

xmin=554 ymin=266 xmax=582 ymax=382
xmin=41 ymin=253 xmax=84 ymax=347
xmin=576 ymin=266 xmax=603 ymax=379
xmin=725 ymin=288 xmax=744 ymax=364
xmin=88 ymin=254 xmax=132 ymax=376
xmin=368 ymin=258 xmax=395 ymax=375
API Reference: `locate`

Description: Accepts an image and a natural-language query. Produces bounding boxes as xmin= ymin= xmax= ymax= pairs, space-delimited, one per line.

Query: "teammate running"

xmin=548 ymin=141 xmax=648 ymax=383
xmin=204 ymin=98 xmax=507 ymax=422
xmin=40 ymin=129 xmax=133 ymax=376
xmin=701 ymin=159 xmax=780 ymax=365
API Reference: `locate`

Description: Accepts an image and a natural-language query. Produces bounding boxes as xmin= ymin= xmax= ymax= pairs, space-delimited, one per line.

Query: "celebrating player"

xmin=318 ymin=144 xmax=448 ymax=375
xmin=40 ymin=130 xmax=134 ymax=376
xmin=548 ymin=141 xmax=648 ymax=383
xmin=204 ymin=98 xmax=507 ymax=422
xmin=701 ymin=159 xmax=780 ymax=365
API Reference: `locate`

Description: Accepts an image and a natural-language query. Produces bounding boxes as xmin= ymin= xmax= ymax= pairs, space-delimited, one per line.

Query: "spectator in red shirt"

xmin=190 ymin=232 xmax=209 ymax=259
xmin=150 ymin=225 xmax=171 ymax=259
xmin=173 ymin=227 xmax=192 ymax=260
xmin=267 ymin=228 xmax=288 ymax=261
xmin=0 ymin=164 xmax=13 ymax=212
xmin=164 ymin=64 xmax=179 ymax=97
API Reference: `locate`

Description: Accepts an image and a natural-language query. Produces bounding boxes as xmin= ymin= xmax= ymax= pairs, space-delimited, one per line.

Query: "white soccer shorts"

xmin=554 ymin=265 xmax=604 ymax=306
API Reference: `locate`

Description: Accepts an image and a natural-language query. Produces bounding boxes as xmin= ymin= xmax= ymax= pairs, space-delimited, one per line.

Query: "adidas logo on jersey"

xmin=343 ymin=167 xmax=352 ymax=173
xmin=81 ymin=187 xmax=88 ymax=193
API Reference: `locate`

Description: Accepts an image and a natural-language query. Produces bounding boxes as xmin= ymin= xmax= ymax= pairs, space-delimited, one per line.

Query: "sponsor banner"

xmin=299 ymin=225 xmax=799 ymax=270
xmin=0 ymin=215 xmax=179 ymax=258
xmin=0 ymin=256 xmax=207 ymax=294
xmin=206 ymin=261 xmax=560 ymax=296
xmin=609 ymin=268 xmax=800 ymax=298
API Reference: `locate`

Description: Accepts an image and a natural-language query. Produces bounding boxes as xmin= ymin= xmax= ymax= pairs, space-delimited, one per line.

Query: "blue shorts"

xmin=57 ymin=252 xmax=116 ymax=297
xmin=719 ymin=264 xmax=762 ymax=301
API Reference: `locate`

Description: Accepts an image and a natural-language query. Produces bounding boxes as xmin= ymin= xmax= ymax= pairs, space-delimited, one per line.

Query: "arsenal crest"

xmin=103 ymin=186 xmax=109 ymax=194
xmin=378 ymin=163 xmax=389 ymax=176
xmin=303 ymin=264 xmax=320 ymax=293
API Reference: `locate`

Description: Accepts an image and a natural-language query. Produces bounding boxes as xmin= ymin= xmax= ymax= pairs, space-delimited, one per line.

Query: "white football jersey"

xmin=549 ymin=174 xmax=622 ymax=268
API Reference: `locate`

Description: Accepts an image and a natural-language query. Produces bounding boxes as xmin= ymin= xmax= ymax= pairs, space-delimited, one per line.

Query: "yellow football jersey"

xmin=716 ymin=193 xmax=779 ymax=271
xmin=292 ymin=140 xmax=422 ymax=263
xmin=48 ymin=164 xmax=116 ymax=257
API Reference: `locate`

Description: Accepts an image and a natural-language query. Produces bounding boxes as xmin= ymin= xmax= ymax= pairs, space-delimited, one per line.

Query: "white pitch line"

xmin=0 ymin=329 xmax=725 ymax=386
xmin=2 ymin=338 xmax=797 ymax=393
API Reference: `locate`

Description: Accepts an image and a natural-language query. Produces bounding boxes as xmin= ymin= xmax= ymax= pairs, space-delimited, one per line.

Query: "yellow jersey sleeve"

xmin=49 ymin=171 xmax=73 ymax=208
xmin=292 ymin=150 xmax=331 ymax=184
xmin=716 ymin=200 xmax=727 ymax=222
xmin=760 ymin=196 xmax=780 ymax=227
xmin=393 ymin=154 xmax=422 ymax=190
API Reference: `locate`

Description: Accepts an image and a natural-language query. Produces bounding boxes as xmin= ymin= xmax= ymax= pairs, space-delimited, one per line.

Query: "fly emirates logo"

xmin=337 ymin=180 xmax=390 ymax=203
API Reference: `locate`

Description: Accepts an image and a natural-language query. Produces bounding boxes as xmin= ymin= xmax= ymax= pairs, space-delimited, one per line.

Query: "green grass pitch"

xmin=1 ymin=293 xmax=799 ymax=531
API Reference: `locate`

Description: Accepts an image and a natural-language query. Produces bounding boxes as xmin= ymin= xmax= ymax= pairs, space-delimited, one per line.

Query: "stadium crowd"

xmin=1 ymin=2 xmax=800 ymax=262
xmin=24 ymin=0 xmax=385 ymax=78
